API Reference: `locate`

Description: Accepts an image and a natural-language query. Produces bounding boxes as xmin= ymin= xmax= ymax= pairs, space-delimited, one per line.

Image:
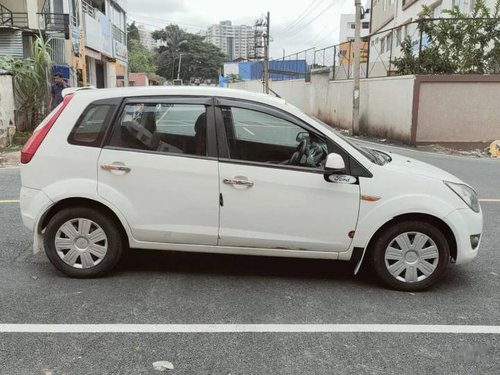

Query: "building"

xmin=0 ymin=0 xmax=128 ymax=88
xmin=370 ymin=0 xmax=497 ymax=35
xmin=339 ymin=13 xmax=370 ymax=43
xmin=206 ymin=20 xmax=255 ymax=60
xmin=368 ymin=0 xmax=496 ymax=76
xmin=137 ymin=24 xmax=158 ymax=51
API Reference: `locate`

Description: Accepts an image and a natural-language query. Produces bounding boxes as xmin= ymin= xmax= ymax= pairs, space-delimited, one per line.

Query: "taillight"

xmin=21 ymin=94 xmax=74 ymax=164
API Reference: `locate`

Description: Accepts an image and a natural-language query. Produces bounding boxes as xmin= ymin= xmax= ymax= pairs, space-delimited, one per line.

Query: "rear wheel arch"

xmin=40 ymin=197 xmax=129 ymax=245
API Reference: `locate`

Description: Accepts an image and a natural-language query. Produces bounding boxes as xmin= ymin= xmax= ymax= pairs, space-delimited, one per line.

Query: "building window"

xmin=386 ymin=33 xmax=392 ymax=53
xmin=349 ymin=23 xmax=356 ymax=29
xmin=380 ymin=38 xmax=385 ymax=53
xmin=362 ymin=22 xmax=369 ymax=29
xmin=396 ymin=27 xmax=402 ymax=45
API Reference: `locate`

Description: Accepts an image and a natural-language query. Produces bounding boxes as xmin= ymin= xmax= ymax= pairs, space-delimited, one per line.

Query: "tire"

xmin=44 ymin=207 xmax=124 ymax=278
xmin=371 ymin=221 xmax=450 ymax=291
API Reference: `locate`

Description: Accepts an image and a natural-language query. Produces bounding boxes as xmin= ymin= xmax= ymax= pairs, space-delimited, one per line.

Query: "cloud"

xmin=127 ymin=0 xmax=187 ymax=14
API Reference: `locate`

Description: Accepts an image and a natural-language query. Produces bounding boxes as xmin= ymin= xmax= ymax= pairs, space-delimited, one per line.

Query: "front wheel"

xmin=44 ymin=207 xmax=124 ymax=278
xmin=371 ymin=221 xmax=450 ymax=291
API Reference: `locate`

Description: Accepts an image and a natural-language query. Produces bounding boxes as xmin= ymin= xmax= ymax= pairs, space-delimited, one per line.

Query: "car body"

xmin=20 ymin=87 xmax=483 ymax=290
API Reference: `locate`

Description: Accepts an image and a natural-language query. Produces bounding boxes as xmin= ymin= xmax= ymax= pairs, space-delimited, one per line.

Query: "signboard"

xmin=113 ymin=40 xmax=128 ymax=62
xmin=99 ymin=13 xmax=112 ymax=57
xmin=71 ymin=25 xmax=80 ymax=54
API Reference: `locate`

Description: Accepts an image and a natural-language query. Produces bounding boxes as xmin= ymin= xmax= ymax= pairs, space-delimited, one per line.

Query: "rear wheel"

xmin=372 ymin=221 xmax=450 ymax=291
xmin=44 ymin=207 xmax=123 ymax=278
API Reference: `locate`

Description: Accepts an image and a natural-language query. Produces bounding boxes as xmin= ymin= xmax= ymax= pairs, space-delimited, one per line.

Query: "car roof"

xmin=68 ymin=86 xmax=288 ymax=107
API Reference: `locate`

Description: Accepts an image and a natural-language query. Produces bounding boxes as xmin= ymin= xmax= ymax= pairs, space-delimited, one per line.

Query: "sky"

xmin=126 ymin=0 xmax=356 ymax=59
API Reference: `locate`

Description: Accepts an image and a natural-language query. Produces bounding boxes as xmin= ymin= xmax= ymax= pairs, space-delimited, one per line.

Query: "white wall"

xmin=0 ymin=75 xmax=16 ymax=147
xmin=230 ymin=74 xmax=415 ymax=143
xmin=416 ymin=80 xmax=500 ymax=143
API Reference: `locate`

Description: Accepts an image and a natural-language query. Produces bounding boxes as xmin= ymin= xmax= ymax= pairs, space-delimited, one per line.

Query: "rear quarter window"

xmin=68 ymin=104 xmax=115 ymax=147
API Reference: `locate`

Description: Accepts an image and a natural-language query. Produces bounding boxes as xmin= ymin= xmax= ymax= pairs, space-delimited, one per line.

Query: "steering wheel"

xmin=289 ymin=139 xmax=309 ymax=165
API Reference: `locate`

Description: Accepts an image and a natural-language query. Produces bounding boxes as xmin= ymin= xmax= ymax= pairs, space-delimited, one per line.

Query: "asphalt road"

xmin=1 ymin=143 xmax=500 ymax=374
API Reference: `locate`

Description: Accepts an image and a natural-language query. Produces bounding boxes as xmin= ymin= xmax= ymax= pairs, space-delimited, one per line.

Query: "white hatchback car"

xmin=20 ymin=87 xmax=482 ymax=291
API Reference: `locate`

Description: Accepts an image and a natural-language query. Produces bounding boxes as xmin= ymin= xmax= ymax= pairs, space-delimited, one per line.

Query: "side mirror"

xmin=296 ymin=131 xmax=310 ymax=142
xmin=325 ymin=153 xmax=346 ymax=171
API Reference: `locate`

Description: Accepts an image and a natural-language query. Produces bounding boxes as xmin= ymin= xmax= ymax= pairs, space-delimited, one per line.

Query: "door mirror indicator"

xmin=325 ymin=153 xmax=346 ymax=171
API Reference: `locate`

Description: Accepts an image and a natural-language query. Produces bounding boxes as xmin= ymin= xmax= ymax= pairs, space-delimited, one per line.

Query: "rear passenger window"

xmin=108 ymin=103 xmax=207 ymax=156
xmin=69 ymin=105 xmax=114 ymax=147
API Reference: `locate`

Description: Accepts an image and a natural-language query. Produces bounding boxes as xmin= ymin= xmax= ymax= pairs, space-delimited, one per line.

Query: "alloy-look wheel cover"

xmin=384 ymin=232 xmax=439 ymax=283
xmin=54 ymin=218 xmax=108 ymax=269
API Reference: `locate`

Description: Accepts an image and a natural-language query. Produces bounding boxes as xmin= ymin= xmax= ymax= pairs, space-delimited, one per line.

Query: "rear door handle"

xmin=223 ymin=178 xmax=254 ymax=187
xmin=100 ymin=164 xmax=131 ymax=173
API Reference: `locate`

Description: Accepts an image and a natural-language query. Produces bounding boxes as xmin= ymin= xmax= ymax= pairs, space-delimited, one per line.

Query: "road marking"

xmin=0 ymin=324 xmax=500 ymax=334
xmin=0 ymin=199 xmax=20 ymax=203
xmin=480 ymin=199 xmax=500 ymax=202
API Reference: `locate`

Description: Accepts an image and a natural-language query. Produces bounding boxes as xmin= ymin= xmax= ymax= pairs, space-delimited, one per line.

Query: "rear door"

xmin=97 ymin=96 xmax=220 ymax=245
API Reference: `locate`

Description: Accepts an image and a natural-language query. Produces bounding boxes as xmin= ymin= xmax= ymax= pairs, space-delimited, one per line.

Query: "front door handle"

xmin=223 ymin=178 xmax=254 ymax=187
xmin=101 ymin=163 xmax=131 ymax=173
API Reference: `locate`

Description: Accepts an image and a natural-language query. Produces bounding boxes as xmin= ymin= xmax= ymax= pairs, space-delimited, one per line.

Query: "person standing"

xmin=50 ymin=73 xmax=69 ymax=110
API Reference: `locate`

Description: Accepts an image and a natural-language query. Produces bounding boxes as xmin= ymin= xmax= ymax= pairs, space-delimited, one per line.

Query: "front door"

xmin=216 ymin=102 xmax=360 ymax=252
xmin=98 ymin=97 xmax=220 ymax=245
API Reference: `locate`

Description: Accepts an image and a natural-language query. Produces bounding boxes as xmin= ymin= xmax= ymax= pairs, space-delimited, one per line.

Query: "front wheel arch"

xmin=357 ymin=213 xmax=457 ymax=273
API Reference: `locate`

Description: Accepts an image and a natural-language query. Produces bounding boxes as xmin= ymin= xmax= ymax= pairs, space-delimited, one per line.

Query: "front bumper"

xmin=445 ymin=208 xmax=483 ymax=265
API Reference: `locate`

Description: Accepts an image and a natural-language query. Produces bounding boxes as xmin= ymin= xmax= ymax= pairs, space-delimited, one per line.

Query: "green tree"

xmin=392 ymin=0 xmax=500 ymax=74
xmin=128 ymin=39 xmax=156 ymax=73
xmin=127 ymin=22 xmax=156 ymax=73
xmin=127 ymin=21 xmax=140 ymax=46
xmin=0 ymin=34 xmax=53 ymax=131
xmin=153 ymin=24 xmax=227 ymax=81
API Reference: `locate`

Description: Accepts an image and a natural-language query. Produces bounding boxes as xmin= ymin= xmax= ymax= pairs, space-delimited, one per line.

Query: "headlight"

xmin=444 ymin=181 xmax=480 ymax=213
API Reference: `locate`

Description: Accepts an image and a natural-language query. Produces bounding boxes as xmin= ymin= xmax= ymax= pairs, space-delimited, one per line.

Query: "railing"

xmin=112 ymin=24 xmax=126 ymax=44
xmin=268 ymin=17 xmax=500 ymax=82
xmin=0 ymin=4 xmax=29 ymax=28
xmin=82 ymin=0 xmax=95 ymax=17
xmin=38 ymin=13 xmax=70 ymax=32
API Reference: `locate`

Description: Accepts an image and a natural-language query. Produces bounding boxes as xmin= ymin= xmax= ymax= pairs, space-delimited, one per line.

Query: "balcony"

xmin=38 ymin=12 xmax=69 ymax=33
xmin=0 ymin=3 xmax=28 ymax=28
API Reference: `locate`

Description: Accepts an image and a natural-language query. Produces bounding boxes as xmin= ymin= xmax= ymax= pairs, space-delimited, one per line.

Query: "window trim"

xmin=103 ymin=96 xmax=218 ymax=159
xmin=68 ymin=97 xmax=121 ymax=148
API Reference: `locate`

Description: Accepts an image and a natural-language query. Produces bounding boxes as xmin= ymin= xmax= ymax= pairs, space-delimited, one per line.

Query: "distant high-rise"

xmin=137 ymin=24 xmax=157 ymax=51
xmin=206 ymin=20 xmax=255 ymax=60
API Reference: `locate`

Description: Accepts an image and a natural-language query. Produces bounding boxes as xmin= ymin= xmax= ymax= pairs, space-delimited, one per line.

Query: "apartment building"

xmin=206 ymin=20 xmax=255 ymax=60
xmin=339 ymin=13 xmax=370 ymax=43
xmin=368 ymin=0 xmax=497 ymax=76
xmin=0 ymin=0 xmax=128 ymax=87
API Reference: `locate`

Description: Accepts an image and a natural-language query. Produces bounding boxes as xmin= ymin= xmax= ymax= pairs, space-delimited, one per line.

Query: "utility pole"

xmin=263 ymin=11 xmax=270 ymax=94
xmin=352 ymin=0 xmax=361 ymax=135
xmin=177 ymin=53 xmax=183 ymax=80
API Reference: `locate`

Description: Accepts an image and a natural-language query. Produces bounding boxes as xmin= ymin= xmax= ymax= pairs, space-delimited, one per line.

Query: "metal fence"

xmin=269 ymin=17 xmax=500 ymax=81
xmin=0 ymin=4 xmax=29 ymax=28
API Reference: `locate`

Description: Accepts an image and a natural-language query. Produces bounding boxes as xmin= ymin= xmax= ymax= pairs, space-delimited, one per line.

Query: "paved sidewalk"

xmin=0 ymin=151 xmax=20 ymax=168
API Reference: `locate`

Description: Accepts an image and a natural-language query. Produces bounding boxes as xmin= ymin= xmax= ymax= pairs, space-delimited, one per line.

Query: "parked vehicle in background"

xmin=20 ymin=87 xmax=482 ymax=291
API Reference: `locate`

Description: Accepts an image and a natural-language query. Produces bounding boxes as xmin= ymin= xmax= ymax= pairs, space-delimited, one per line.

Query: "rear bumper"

xmin=445 ymin=208 xmax=483 ymax=265
xmin=20 ymin=187 xmax=53 ymax=253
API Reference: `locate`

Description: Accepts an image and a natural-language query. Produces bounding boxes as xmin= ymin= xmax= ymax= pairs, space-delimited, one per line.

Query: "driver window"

xmin=221 ymin=106 xmax=327 ymax=168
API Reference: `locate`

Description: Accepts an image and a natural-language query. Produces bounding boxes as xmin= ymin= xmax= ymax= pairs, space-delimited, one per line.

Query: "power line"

xmin=276 ymin=0 xmax=343 ymax=41
xmin=275 ymin=0 xmax=325 ymax=36
xmin=127 ymin=14 xmax=206 ymax=31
